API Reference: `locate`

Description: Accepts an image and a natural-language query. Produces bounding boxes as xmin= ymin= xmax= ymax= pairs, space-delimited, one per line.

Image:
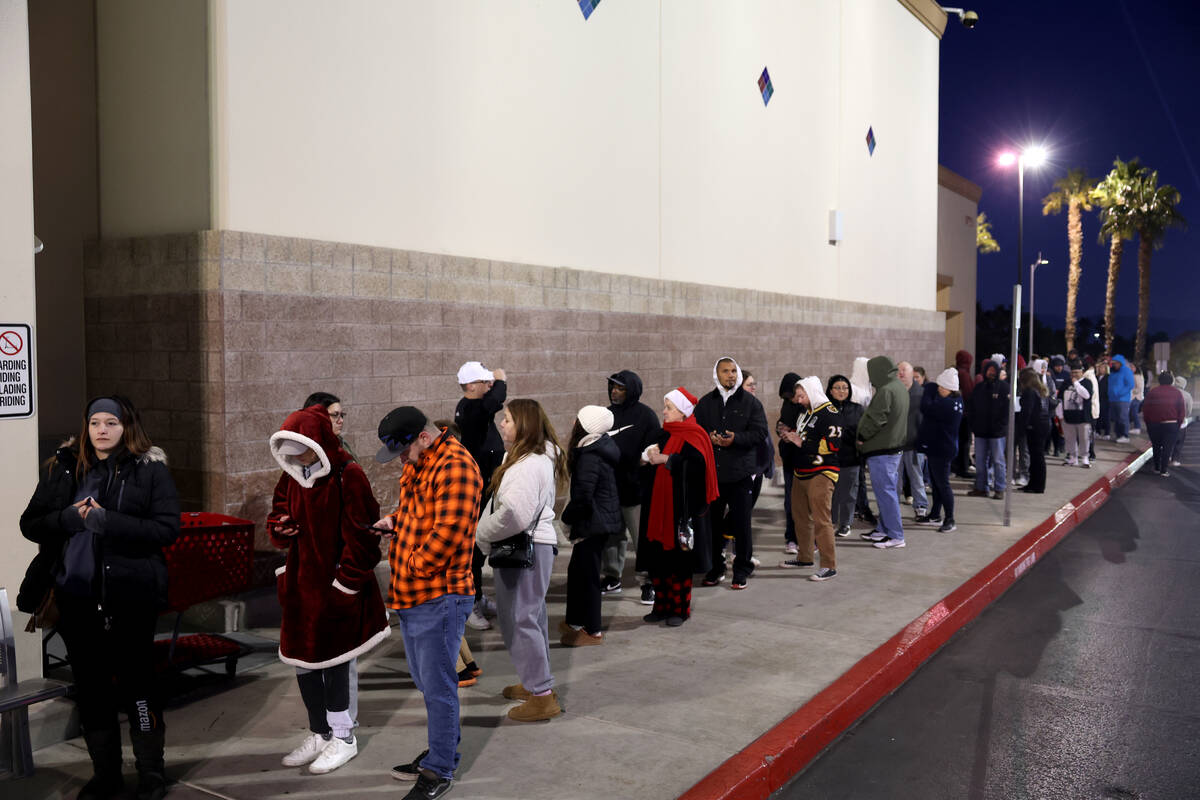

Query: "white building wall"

xmin=938 ymin=179 xmax=979 ymax=358
xmin=1 ymin=0 xmax=43 ymax=679
xmin=209 ymin=0 xmax=939 ymax=307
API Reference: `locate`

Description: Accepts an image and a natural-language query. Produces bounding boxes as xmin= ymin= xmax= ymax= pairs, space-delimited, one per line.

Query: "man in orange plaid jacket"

xmin=372 ymin=406 xmax=482 ymax=800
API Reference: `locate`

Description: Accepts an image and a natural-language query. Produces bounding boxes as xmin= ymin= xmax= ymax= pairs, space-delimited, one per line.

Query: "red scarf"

xmin=647 ymin=418 xmax=720 ymax=549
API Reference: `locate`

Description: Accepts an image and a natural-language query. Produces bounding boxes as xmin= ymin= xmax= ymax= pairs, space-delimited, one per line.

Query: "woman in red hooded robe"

xmin=267 ymin=405 xmax=389 ymax=775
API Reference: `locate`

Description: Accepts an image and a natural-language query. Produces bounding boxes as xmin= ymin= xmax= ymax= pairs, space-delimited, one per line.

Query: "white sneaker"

xmin=750 ymin=555 xmax=762 ymax=567
xmin=466 ymin=610 xmax=491 ymax=630
xmin=282 ymin=733 xmax=331 ymax=767
xmin=1130 ymin=428 xmax=1142 ymax=435
xmin=1170 ymin=460 xmax=1182 ymax=467
xmin=784 ymin=542 xmax=799 ymax=554
xmin=873 ymin=538 xmax=906 ymax=549
xmin=309 ymin=736 xmax=358 ymax=774
xmin=1116 ymin=436 xmax=1130 ymax=443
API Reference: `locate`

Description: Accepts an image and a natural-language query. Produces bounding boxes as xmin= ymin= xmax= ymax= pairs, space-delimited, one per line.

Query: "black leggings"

xmin=1025 ymin=428 xmax=1047 ymax=492
xmin=56 ymin=594 xmax=163 ymax=738
xmin=565 ymin=534 xmax=605 ymax=634
xmin=927 ymin=456 xmax=955 ymax=522
xmin=296 ymin=662 xmax=351 ymax=735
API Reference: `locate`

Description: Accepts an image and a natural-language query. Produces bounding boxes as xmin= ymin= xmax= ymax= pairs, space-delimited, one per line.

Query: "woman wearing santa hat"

xmin=637 ymin=388 xmax=720 ymax=626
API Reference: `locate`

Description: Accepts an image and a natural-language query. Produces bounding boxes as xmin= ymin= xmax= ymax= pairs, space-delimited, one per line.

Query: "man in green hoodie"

xmin=856 ymin=356 xmax=909 ymax=549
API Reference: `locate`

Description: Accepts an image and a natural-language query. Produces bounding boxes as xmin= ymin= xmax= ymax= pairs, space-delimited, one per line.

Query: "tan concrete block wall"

xmin=86 ymin=231 xmax=945 ymax=548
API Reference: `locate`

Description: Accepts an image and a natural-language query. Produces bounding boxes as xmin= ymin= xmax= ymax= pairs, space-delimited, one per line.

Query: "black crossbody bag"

xmin=486 ymin=497 xmax=546 ymax=570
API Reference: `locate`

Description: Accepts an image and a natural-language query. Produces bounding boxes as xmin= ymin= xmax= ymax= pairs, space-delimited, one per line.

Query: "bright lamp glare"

xmin=1024 ymin=146 xmax=1048 ymax=167
xmin=997 ymin=152 xmax=1017 ymax=167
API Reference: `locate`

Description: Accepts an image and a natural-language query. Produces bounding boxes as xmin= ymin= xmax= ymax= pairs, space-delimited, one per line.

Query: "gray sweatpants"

xmin=494 ymin=542 xmax=556 ymax=695
xmin=601 ymin=504 xmax=641 ymax=580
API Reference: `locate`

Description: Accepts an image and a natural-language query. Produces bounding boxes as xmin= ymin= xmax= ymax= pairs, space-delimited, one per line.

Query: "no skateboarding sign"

xmin=0 ymin=324 xmax=33 ymax=418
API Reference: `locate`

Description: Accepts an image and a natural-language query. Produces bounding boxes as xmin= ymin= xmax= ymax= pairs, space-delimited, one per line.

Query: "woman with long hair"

xmin=560 ymin=405 xmax=622 ymax=645
xmin=474 ymin=398 xmax=568 ymax=722
xmin=638 ymin=388 xmax=719 ymax=624
xmin=20 ymin=396 xmax=180 ymax=800
xmin=1016 ymin=367 xmax=1050 ymax=492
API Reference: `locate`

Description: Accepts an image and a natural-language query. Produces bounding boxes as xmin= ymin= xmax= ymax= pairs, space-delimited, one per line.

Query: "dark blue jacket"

xmin=917 ymin=383 xmax=963 ymax=460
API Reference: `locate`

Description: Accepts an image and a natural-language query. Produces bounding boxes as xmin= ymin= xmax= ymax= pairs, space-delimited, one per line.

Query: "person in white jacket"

xmin=474 ymin=398 xmax=568 ymax=722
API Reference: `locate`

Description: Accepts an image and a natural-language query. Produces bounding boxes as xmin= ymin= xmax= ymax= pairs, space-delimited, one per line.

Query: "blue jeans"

xmin=973 ymin=436 xmax=1007 ymax=492
xmin=1109 ymin=400 xmax=1130 ymax=439
xmin=1129 ymin=398 xmax=1142 ymax=430
xmin=396 ymin=593 xmax=473 ymax=780
xmin=867 ymin=454 xmax=904 ymax=541
xmin=901 ymin=450 xmax=928 ymax=512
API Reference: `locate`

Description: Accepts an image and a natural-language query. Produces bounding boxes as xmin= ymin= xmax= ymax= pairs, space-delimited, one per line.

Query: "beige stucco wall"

xmin=207 ymin=0 xmax=939 ymax=309
xmin=937 ymin=170 xmax=980 ymax=363
xmin=1 ymin=0 xmax=44 ymax=679
xmin=96 ymin=0 xmax=211 ymax=237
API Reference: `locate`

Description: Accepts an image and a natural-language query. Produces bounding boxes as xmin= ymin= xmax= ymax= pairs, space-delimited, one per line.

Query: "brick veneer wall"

xmin=84 ymin=231 xmax=945 ymax=548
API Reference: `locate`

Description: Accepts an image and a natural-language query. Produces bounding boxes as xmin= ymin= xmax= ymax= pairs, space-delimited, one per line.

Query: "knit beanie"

xmin=665 ymin=387 xmax=698 ymax=417
xmin=577 ymin=405 xmax=614 ymax=436
xmin=936 ymin=368 xmax=960 ymax=392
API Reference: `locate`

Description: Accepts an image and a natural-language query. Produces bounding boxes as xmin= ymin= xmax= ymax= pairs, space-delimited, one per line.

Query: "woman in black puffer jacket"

xmin=560 ymin=405 xmax=622 ymax=645
xmin=20 ymin=396 xmax=179 ymax=800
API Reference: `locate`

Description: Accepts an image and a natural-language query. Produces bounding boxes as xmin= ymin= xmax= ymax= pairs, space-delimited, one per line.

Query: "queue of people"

xmin=19 ymin=351 xmax=1190 ymax=800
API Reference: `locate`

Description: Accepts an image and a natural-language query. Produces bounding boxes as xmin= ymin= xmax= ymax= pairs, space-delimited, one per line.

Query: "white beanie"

xmin=936 ymin=368 xmax=960 ymax=392
xmin=577 ymin=405 xmax=614 ymax=436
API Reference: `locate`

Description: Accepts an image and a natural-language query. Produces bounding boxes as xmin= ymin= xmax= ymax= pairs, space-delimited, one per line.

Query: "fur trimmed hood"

xmin=270 ymin=405 xmax=347 ymax=488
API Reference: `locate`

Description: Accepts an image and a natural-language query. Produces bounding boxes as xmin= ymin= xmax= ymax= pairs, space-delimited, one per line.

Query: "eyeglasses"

xmin=329 ymin=411 xmax=347 ymax=419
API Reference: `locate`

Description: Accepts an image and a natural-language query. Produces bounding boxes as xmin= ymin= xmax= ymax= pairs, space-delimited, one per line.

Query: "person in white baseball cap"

xmin=454 ymin=361 xmax=508 ymax=631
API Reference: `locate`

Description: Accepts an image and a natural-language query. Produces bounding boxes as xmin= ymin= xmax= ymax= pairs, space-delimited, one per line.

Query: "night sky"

xmin=938 ymin=0 xmax=1200 ymax=339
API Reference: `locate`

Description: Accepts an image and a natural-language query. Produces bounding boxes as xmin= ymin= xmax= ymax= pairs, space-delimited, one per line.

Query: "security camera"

xmin=940 ymin=7 xmax=979 ymax=29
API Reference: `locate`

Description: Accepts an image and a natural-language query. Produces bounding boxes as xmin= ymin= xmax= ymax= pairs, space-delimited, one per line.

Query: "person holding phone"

xmin=268 ymin=404 xmax=389 ymax=776
xmin=20 ymin=396 xmax=179 ymax=800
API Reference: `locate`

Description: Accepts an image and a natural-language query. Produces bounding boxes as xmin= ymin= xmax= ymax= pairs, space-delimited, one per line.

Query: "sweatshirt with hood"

xmin=475 ymin=441 xmax=563 ymax=549
xmin=693 ymin=357 xmax=769 ymax=483
xmin=790 ymin=376 xmax=841 ymax=482
xmin=269 ymin=404 xmax=389 ymax=670
xmin=606 ymin=370 xmax=663 ymax=506
xmin=1108 ymin=355 xmax=1135 ymax=403
xmin=856 ymin=356 xmax=910 ymax=456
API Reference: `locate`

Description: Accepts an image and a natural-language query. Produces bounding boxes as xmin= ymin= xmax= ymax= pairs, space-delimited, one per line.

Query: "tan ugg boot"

xmin=560 ymin=628 xmax=603 ymax=647
xmin=507 ymin=691 xmax=562 ymax=722
xmin=502 ymin=684 xmax=531 ymax=700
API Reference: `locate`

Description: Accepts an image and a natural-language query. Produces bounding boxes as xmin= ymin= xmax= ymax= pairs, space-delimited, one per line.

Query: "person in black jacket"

xmin=693 ymin=357 xmax=768 ymax=590
xmin=967 ymin=360 xmax=1010 ymax=499
xmin=775 ymin=373 xmax=803 ymax=551
xmin=454 ymin=360 xmax=507 ymax=631
xmin=603 ymin=370 xmax=662 ymax=602
xmin=639 ymin=388 xmax=719 ymax=625
xmin=916 ymin=370 xmax=964 ymax=531
xmin=1016 ymin=368 xmax=1051 ymax=493
xmin=20 ymin=395 xmax=180 ymax=800
xmin=561 ymin=406 xmax=622 ymax=644
xmin=824 ymin=375 xmax=864 ymax=538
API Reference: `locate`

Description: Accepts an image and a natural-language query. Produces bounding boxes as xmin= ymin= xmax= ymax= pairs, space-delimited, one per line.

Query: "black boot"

xmin=129 ymin=727 xmax=167 ymax=800
xmin=78 ymin=729 xmax=124 ymax=800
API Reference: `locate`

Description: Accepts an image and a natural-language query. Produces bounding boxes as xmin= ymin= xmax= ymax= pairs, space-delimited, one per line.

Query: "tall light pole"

xmin=997 ymin=145 xmax=1047 ymax=527
xmin=1029 ymin=253 xmax=1048 ymax=358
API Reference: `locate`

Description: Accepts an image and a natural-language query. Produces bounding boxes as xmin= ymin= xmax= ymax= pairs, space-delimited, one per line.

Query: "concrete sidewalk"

xmin=13 ymin=439 xmax=1145 ymax=800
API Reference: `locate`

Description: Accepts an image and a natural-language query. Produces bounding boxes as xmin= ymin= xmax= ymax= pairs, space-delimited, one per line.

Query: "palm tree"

xmin=1125 ymin=166 xmax=1185 ymax=364
xmin=976 ymin=212 xmax=1000 ymax=253
xmin=1092 ymin=158 xmax=1140 ymax=358
xmin=1041 ymin=169 xmax=1096 ymax=352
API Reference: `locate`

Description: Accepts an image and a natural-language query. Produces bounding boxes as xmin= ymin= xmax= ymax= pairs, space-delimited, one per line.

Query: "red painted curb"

xmin=678 ymin=443 xmax=1154 ymax=800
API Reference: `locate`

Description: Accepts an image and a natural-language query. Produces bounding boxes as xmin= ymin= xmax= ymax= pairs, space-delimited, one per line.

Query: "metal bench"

xmin=1 ymin=587 xmax=69 ymax=779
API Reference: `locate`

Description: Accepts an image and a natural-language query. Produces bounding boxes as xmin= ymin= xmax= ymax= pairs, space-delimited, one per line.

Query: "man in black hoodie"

xmin=603 ymin=370 xmax=663 ymax=603
xmin=776 ymin=373 xmax=802 ymax=553
xmin=693 ymin=356 xmax=768 ymax=590
xmin=966 ymin=359 xmax=1009 ymax=499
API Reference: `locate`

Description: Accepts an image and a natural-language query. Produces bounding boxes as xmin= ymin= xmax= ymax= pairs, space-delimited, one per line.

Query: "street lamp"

xmin=996 ymin=144 xmax=1048 ymax=527
xmin=1029 ymin=253 xmax=1048 ymax=358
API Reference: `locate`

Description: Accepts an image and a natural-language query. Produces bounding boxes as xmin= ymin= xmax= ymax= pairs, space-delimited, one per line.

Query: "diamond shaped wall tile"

xmin=759 ymin=67 xmax=773 ymax=106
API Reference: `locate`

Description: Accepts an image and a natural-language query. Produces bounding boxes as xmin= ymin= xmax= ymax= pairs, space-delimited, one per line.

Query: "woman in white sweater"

xmin=474 ymin=398 xmax=568 ymax=722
